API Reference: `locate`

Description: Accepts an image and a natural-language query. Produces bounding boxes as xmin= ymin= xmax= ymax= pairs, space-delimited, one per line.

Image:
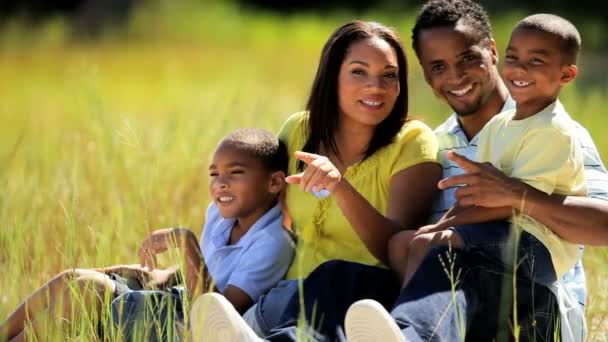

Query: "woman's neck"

xmin=330 ymin=121 xmax=374 ymax=171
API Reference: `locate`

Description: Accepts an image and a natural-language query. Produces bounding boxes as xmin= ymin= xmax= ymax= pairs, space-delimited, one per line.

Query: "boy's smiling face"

xmin=208 ymin=142 xmax=277 ymax=224
xmin=416 ymin=25 xmax=499 ymax=117
xmin=503 ymin=28 xmax=577 ymax=116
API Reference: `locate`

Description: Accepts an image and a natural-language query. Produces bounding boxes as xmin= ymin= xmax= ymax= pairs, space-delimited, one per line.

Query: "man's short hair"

xmin=222 ymin=128 xmax=288 ymax=173
xmin=514 ymin=14 xmax=581 ymax=64
xmin=411 ymin=0 xmax=492 ymax=55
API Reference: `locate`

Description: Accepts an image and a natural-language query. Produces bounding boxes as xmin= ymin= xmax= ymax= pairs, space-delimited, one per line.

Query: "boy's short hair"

xmin=222 ymin=128 xmax=288 ymax=174
xmin=411 ymin=0 xmax=492 ymax=55
xmin=514 ymin=14 xmax=581 ymax=64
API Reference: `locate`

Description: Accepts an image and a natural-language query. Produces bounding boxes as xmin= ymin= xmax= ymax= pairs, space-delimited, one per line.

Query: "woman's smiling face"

xmin=337 ymin=37 xmax=400 ymax=131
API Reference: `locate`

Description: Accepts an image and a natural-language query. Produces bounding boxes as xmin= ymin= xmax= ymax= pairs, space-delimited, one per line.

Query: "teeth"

xmin=513 ymin=80 xmax=530 ymax=87
xmin=218 ymin=196 xmax=233 ymax=203
xmin=449 ymin=84 xmax=473 ymax=96
xmin=361 ymin=100 xmax=382 ymax=107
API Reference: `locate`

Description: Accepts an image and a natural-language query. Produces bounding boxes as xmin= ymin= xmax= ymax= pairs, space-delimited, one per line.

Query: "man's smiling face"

xmin=417 ymin=24 xmax=499 ymax=117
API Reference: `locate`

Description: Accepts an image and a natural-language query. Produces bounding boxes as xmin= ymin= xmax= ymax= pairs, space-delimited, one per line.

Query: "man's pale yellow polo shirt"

xmin=477 ymin=100 xmax=586 ymax=278
xmin=279 ymin=112 xmax=439 ymax=279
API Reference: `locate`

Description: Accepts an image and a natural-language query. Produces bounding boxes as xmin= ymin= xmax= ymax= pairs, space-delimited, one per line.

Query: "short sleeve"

xmin=278 ymin=112 xmax=307 ymax=149
xmin=390 ymin=120 xmax=439 ymax=176
xmin=200 ymin=203 xmax=220 ymax=261
xmin=226 ymin=230 xmax=295 ymax=302
xmin=512 ymin=128 xmax=584 ymax=195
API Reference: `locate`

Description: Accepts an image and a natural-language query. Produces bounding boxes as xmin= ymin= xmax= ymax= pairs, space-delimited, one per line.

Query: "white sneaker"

xmin=345 ymin=299 xmax=405 ymax=342
xmin=189 ymin=293 xmax=262 ymax=342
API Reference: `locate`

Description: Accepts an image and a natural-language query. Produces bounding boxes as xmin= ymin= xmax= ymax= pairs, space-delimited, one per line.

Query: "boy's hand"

xmin=285 ymin=151 xmax=342 ymax=194
xmin=97 ymin=264 xmax=154 ymax=284
xmin=139 ymin=228 xmax=185 ymax=269
xmin=98 ymin=264 xmax=179 ymax=289
xmin=437 ymin=151 xmax=523 ymax=209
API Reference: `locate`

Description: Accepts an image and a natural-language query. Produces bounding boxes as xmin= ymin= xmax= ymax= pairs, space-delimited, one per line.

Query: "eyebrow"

xmin=427 ymin=49 xmax=474 ymax=65
xmin=208 ymin=162 xmax=248 ymax=170
xmin=506 ymin=46 xmax=550 ymax=56
xmin=349 ymin=60 xmax=398 ymax=69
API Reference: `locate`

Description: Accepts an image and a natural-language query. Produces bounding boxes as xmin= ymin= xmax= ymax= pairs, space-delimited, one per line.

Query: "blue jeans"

xmin=265 ymin=247 xmax=558 ymax=341
xmin=243 ymin=279 xmax=299 ymax=336
xmin=453 ymin=220 xmax=558 ymax=287
xmin=108 ymin=288 xmax=186 ymax=342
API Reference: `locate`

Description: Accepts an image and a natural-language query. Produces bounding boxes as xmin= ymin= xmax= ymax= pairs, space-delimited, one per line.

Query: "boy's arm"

xmin=168 ymin=228 xmax=209 ymax=299
xmin=438 ymin=148 xmax=608 ymax=245
xmin=223 ymin=286 xmax=254 ymax=314
xmin=439 ymin=155 xmax=608 ymax=244
xmin=224 ymin=230 xmax=294 ymax=313
xmin=418 ymin=204 xmax=513 ymax=235
xmin=138 ymin=227 xmax=209 ymax=298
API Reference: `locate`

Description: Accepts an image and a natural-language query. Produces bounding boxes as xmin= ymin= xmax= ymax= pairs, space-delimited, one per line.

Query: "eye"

xmin=209 ymin=172 xmax=218 ymax=177
xmin=530 ymin=57 xmax=545 ymax=65
xmin=383 ymin=72 xmax=398 ymax=79
xmin=430 ymin=64 xmax=445 ymax=73
xmin=351 ymin=68 xmax=366 ymax=76
xmin=504 ymin=54 xmax=517 ymax=63
xmin=231 ymin=169 xmax=245 ymax=175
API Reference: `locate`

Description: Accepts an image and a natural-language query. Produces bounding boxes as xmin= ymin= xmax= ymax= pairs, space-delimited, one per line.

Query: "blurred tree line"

xmin=1 ymin=0 xmax=605 ymax=39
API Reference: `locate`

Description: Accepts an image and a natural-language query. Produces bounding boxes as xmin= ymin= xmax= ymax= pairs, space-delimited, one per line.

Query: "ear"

xmin=268 ymin=170 xmax=286 ymax=195
xmin=488 ymin=38 xmax=498 ymax=65
xmin=560 ymin=64 xmax=578 ymax=85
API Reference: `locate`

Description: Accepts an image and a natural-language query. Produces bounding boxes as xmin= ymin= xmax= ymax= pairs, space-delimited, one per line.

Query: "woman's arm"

xmin=335 ymin=163 xmax=442 ymax=264
xmin=288 ymin=151 xmax=442 ymax=264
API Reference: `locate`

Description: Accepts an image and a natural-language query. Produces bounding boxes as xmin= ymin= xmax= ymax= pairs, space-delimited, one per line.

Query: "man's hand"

xmin=437 ymin=151 xmax=525 ymax=209
xmin=415 ymin=223 xmax=446 ymax=236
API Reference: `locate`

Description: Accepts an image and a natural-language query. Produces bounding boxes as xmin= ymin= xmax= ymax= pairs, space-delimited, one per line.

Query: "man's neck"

xmin=458 ymin=79 xmax=509 ymax=140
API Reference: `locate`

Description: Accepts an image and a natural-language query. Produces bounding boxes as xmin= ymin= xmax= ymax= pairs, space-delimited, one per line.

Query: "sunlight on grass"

xmin=0 ymin=0 xmax=607 ymax=340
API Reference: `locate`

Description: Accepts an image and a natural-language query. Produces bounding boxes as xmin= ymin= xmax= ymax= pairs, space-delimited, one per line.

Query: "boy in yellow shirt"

xmin=389 ymin=14 xmax=585 ymax=289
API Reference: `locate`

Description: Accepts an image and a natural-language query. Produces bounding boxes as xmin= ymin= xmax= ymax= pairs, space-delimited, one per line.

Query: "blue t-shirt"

xmin=200 ymin=202 xmax=294 ymax=302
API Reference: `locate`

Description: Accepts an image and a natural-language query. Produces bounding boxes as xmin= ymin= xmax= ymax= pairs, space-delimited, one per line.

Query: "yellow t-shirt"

xmin=279 ymin=111 xmax=439 ymax=279
xmin=476 ymin=100 xmax=586 ymax=278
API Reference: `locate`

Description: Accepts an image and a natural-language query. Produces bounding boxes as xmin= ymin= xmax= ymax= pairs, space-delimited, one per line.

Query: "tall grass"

xmin=0 ymin=0 xmax=607 ymax=340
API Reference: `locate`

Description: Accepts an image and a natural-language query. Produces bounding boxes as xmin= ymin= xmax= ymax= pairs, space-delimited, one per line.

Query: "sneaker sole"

xmin=189 ymin=293 xmax=260 ymax=342
xmin=345 ymin=299 xmax=405 ymax=342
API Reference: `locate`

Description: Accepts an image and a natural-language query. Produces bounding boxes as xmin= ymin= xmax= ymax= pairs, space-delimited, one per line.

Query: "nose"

xmin=446 ymin=64 xmax=466 ymax=85
xmin=212 ymin=175 xmax=229 ymax=191
xmin=509 ymin=59 xmax=527 ymax=73
xmin=366 ymin=75 xmax=389 ymax=90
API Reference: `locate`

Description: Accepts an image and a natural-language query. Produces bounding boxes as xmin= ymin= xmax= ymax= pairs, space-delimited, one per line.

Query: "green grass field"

xmin=1 ymin=1 xmax=607 ymax=340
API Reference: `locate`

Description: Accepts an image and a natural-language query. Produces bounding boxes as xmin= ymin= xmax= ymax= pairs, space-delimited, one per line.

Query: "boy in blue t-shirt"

xmin=137 ymin=127 xmax=294 ymax=312
xmin=0 ymin=128 xmax=294 ymax=341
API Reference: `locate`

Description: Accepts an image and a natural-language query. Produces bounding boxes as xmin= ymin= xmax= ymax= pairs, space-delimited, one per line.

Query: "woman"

xmin=190 ymin=20 xmax=442 ymax=340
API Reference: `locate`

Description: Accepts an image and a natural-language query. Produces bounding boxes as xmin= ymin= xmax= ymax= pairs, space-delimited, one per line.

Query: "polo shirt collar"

xmin=211 ymin=202 xmax=282 ymax=248
xmin=442 ymin=95 xmax=517 ymax=143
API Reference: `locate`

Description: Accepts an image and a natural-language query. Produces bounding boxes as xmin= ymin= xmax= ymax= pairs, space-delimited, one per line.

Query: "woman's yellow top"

xmin=279 ymin=112 xmax=439 ymax=279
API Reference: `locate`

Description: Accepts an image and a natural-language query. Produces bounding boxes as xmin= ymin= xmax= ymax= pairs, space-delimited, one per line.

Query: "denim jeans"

xmin=453 ymin=220 xmax=557 ymax=287
xmin=242 ymin=279 xmax=299 ymax=336
xmin=108 ymin=288 xmax=186 ymax=342
xmin=265 ymin=246 xmax=558 ymax=342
